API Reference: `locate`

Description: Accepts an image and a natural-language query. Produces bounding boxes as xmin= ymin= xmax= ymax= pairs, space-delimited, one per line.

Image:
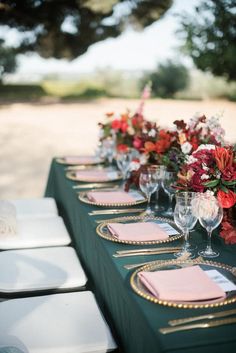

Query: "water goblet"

xmin=116 ymin=149 xmax=133 ymax=186
xmin=153 ymin=165 xmax=167 ymax=212
xmin=162 ymin=171 xmax=177 ymax=216
xmin=196 ymin=194 xmax=223 ymax=258
xmin=173 ymin=192 xmax=198 ymax=258
xmin=139 ymin=166 xmax=159 ymax=217
xmin=102 ymin=137 xmax=116 ymax=164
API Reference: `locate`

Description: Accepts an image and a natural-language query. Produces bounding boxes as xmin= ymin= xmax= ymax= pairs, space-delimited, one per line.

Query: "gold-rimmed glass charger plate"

xmin=96 ymin=215 xmax=183 ymax=245
xmin=78 ymin=189 xmax=147 ymax=207
xmin=66 ymin=169 xmax=122 ymax=182
xmin=56 ymin=156 xmax=104 ymax=165
xmin=130 ymin=258 xmax=236 ymax=309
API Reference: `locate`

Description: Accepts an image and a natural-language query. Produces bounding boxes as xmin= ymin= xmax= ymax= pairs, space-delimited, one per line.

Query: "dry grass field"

xmin=0 ymin=98 xmax=235 ymax=199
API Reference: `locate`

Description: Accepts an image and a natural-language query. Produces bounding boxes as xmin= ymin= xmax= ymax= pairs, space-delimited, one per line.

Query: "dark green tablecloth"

xmin=45 ymin=159 xmax=236 ymax=353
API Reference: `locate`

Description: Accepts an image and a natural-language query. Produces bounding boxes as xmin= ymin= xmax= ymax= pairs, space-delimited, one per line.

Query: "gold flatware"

xmin=113 ymin=248 xmax=180 ymax=258
xmin=89 ymin=208 xmax=145 ymax=216
xmin=159 ymin=317 xmax=236 ymax=334
xmin=116 ymin=246 xmax=181 ymax=255
xmin=73 ymin=183 xmax=118 ymax=189
xmin=169 ymin=308 xmax=236 ymax=327
xmin=124 ymin=252 xmax=191 ymax=270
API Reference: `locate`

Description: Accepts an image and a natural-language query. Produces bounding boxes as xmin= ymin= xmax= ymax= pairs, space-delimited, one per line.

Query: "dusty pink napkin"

xmin=74 ymin=170 xmax=118 ymax=182
xmin=138 ymin=265 xmax=226 ymax=302
xmin=87 ymin=191 xmax=136 ymax=204
xmin=107 ymin=222 xmax=169 ymax=241
xmin=65 ymin=156 xmax=98 ymax=164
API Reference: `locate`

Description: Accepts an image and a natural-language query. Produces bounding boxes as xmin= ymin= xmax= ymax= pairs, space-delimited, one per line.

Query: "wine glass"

xmin=173 ymin=192 xmax=198 ymax=258
xmin=162 ymin=171 xmax=177 ymax=216
xmin=139 ymin=166 xmax=158 ymax=217
xmin=153 ymin=165 xmax=166 ymax=212
xmin=116 ymin=149 xmax=133 ymax=185
xmin=102 ymin=137 xmax=116 ymax=164
xmin=196 ymin=194 xmax=223 ymax=258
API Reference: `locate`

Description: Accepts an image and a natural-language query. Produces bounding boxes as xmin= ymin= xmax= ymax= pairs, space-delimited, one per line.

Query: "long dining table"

xmin=45 ymin=159 xmax=236 ymax=353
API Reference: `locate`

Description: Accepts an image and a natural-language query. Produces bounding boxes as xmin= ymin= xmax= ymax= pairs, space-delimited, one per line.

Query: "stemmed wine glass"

xmin=162 ymin=171 xmax=177 ymax=216
xmin=116 ymin=149 xmax=133 ymax=186
xmin=173 ymin=192 xmax=198 ymax=258
xmin=153 ymin=165 xmax=166 ymax=212
xmin=102 ymin=137 xmax=116 ymax=164
xmin=195 ymin=193 xmax=223 ymax=258
xmin=139 ymin=166 xmax=159 ymax=217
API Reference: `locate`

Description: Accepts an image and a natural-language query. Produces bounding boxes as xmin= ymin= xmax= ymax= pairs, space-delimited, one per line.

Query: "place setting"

xmin=56 ymin=155 xmax=104 ymax=166
xmin=66 ymin=167 xmax=123 ymax=183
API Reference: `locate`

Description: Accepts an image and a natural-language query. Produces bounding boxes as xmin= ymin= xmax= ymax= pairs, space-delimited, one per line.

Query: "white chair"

xmin=0 ymin=291 xmax=117 ymax=353
xmin=11 ymin=198 xmax=58 ymax=219
xmin=0 ymin=246 xmax=87 ymax=294
xmin=0 ymin=216 xmax=71 ymax=250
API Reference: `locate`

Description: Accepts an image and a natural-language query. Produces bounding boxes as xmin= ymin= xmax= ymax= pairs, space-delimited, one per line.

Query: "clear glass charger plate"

xmin=96 ymin=215 xmax=183 ymax=245
xmin=66 ymin=170 xmax=123 ymax=182
xmin=56 ymin=156 xmax=104 ymax=165
xmin=130 ymin=258 xmax=236 ymax=309
xmin=78 ymin=189 xmax=147 ymax=207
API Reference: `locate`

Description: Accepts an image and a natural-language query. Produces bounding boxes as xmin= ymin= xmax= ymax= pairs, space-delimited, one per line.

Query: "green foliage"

xmin=0 ymin=39 xmax=17 ymax=81
xmin=0 ymin=0 xmax=172 ymax=60
xmin=143 ymin=60 xmax=189 ymax=98
xmin=179 ymin=0 xmax=236 ymax=81
xmin=0 ymin=84 xmax=46 ymax=101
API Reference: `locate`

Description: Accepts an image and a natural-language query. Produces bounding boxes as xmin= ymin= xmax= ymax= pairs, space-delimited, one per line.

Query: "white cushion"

xmin=0 ymin=216 xmax=71 ymax=250
xmin=11 ymin=198 xmax=58 ymax=219
xmin=0 ymin=247 xmax=87 ymax=293
xmin=0 ymin=291 xmax=117 ymax=353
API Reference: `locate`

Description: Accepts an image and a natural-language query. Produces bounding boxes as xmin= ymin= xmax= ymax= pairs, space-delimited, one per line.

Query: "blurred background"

xmin=0 ymin=0 xmax=235 ymax=198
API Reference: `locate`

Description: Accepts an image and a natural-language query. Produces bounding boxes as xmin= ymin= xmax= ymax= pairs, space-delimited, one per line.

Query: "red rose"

xmin=220 ymin=221 xmax=236 ymax=244
xmin=144 ymin=141 xmax=156 ymax=153
xmin=117 ymin=144 xmax=129 ymax=152
xmin=120 ymin=121 xmax=129 ymax=133
xmin=133 ymin=137 xmax=143 ymax=150
xmin=111 ymin=119 xmax=121 ymax=130
xmin=217 ymin=189 xmax=236 ymax=208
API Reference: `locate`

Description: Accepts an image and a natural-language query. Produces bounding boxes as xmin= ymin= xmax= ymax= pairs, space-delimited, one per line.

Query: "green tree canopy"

xmin=0 ymin=39 xmax=17 ymax=81
xmin=179 ymin=0 xmax=236 ymax=81
xmin=0 ymin=0 xmax=172 ymax=60
xmin=143 ymin=61 xmax=189 ymax=98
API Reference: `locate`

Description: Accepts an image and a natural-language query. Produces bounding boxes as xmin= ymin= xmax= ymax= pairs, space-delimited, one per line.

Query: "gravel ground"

xmin=0 ymin=98 xmax=235 ymax=199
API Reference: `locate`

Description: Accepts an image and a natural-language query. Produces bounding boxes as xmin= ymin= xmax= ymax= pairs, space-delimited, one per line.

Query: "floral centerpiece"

xmin=177 ymin=144 xmax=236 ymax=244
xmin=142 ymin=114 xmax=225 ymax=171
xmin=98 ymin=83 xmax=152 ymax=151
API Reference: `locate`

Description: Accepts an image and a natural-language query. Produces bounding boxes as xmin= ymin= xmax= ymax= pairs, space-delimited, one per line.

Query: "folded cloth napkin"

xmin=107 ymin=222 xmax=169 ymax=241
xmin=138 ymin=265 xmax=226 ymax=302
xmin=0 ymin=201 xmax=17 ymax=235
xmin=65 ymin=156 xmax=99 ymax=164
xmin=75 ymin=170 xmax=119 ymax=182
xmin=87 ymin=191 xmax=137 ymax=204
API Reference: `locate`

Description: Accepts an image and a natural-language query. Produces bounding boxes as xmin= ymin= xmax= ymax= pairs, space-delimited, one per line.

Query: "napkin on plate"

xmin=87 ymin=190 xmax=137 ymax=204
xmin=138 ymin=265 xmax=226 ymax=302
xmin=64 ymin=156 xmax=98 ymax=164
xmin=75 ymin=170 xmax=119 ymax=182
xmin=107 ymin=222 xmax=169 ymax=241
xmin=0 ymin=201 xmax=17 ymax=235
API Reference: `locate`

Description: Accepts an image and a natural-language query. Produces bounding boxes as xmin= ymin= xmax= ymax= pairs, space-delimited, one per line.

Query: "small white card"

xmin=205 ymin=269 xmax=236 ymax=292
xmin=129 ymin=191 xmax=145 ymax=201
xmin=156 ymin=222 xmax=179 ymax=236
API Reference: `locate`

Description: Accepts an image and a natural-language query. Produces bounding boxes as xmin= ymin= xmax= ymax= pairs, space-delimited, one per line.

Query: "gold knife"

xmin=169 ymin=308 xmax=236 ymax=327
xmin=113 ymin=249 xmax=180 ymax=258
xmin=73 ymin=183 xmax=118 ymax=189
xmin=159 ymin=317 xmax=236 ymax=334
xmin=89 ymin=208 xmax=145 ymax=215
xmin=116 ymin=246 xmax=181 ymax=255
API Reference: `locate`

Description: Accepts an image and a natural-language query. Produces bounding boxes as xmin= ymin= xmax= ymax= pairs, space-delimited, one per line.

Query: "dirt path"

xmin=0 ymin=98 xmax=235 ymax=198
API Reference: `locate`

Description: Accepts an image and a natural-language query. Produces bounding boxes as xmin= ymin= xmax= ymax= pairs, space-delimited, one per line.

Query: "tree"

xmin=179 ymin=0 xmax=236 ymax=81
xmin=0 ymin=0 xmax=172 ymax=60
xmin=0 ymin=39 xmax=17 ymax=82
xmin=143 ymin=61 xmax=189 ymax=98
